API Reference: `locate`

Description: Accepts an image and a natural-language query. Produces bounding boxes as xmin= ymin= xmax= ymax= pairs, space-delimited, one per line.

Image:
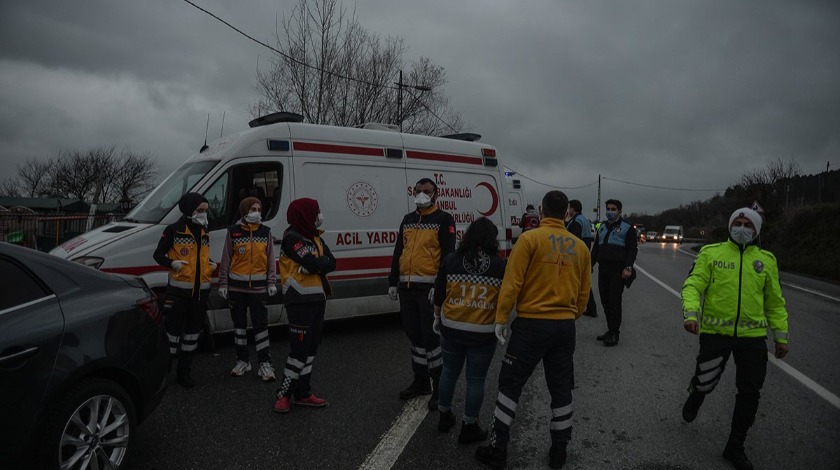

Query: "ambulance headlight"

xmin=72 ymin=256 xmax=105 ymax=270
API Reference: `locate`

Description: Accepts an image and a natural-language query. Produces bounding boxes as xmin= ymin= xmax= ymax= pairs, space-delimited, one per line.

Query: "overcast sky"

xmin=1 ymin=0 xmax=838 ymax=216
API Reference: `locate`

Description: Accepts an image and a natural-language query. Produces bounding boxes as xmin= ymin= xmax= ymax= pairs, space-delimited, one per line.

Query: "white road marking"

xmin=358 ymin=397 xmax=429 ymax=470
xmin=678 ymin=246 xmax=840 ymax=303
xmin=635 ymin=262 xmax=840 ymax=410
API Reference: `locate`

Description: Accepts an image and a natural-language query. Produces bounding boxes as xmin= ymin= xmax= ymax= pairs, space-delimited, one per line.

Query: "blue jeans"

xmin=437 ymin=334 xmax=497 ymax=423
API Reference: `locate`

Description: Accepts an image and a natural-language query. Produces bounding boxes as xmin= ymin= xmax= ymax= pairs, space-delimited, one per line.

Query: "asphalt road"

xmin=125 ymin=242 xmax=840 ymax=470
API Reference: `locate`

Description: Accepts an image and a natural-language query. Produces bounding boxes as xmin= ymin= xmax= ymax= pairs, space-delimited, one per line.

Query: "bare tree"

xmin=15 ymin=158 xmax=54 ymax=197
xmin=1 ymin=178 xmax=22 ymax=197
xmin=250 ymin=0 xmax=467 ymax=135
xmin=111 ymin=147 xmax=158 ymax=204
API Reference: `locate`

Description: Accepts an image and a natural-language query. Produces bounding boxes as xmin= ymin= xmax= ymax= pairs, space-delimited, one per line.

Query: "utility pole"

xmin=595 ymin=174 xmax=602 ymax=222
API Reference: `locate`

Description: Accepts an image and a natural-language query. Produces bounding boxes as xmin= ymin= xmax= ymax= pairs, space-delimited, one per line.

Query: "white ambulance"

xmin=50 ymin=112 xmax=517 ymax=333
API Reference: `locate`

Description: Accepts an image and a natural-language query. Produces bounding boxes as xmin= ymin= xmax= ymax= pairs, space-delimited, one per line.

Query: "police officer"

xmin=681 ymin=207 xmax=789 ymax=470
xmin=153 ymin=192 xmax=215 ymax=387
xmin=591 ymin=198 xmax=637 ymax=346
xmin=566 ymin=199 xmax=597 ymax=318
xmin=389 ymin=177 xmax=456 ymax=410
xmin=476 ymin=191 xmax=591 ymax=470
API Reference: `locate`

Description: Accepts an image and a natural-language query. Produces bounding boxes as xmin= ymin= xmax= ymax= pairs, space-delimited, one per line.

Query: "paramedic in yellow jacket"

xmin=273 ymin=198 xmax=336 ymax=414
xmin=388 ymin=177 xmax=456 ymax=410
xmin=153 ymin=192 xmax=216 ymax=388
xmin=680 ymin=207 xmax=789 ymax=470
xmin=476 ymin=190 xmax=591 ymax=470
xmin=218 ymin=196 xmax=278 ymax=382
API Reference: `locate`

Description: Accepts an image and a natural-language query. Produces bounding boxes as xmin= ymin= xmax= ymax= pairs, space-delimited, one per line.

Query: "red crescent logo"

xmin=475 ymin=182 xmax=499 ymax=216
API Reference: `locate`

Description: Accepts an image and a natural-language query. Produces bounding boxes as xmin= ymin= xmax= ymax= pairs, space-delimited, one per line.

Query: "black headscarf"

xmin=178 ymin=192 xmax=208 ymax=217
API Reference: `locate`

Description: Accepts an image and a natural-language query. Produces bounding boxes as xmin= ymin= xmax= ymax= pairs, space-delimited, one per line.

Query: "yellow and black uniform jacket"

xmin=389 ymin=205 xmax=456 ymax=288
xmin=496 ymin=217 xmax=591 ymax=324
xmin=278 ymin=228 xmax=336 ymax=305
xmin=153 ymin=217 xmax=213 ymax=296
xmin=433 ymin=251 xmax=507 ymax=346
xmin=218 ymin=221 xmax=277 ymax=293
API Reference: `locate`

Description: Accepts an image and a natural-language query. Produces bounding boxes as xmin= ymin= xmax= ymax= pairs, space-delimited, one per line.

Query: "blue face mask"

xmin=606 ymin=211 xmax=618 ymax=221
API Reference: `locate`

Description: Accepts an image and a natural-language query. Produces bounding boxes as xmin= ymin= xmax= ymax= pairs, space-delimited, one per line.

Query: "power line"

xmin=504 ymin=167 xmax=598 ymax=190
xmin=602 ymin=176 xmax=724 ymax=192
xmin=182 ymin=0 xmax=400 ymax=91
xmin=182 ymin=0 xmax=464 ymax=134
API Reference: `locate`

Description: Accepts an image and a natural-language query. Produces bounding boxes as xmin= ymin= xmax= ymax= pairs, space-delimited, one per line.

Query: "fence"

xmin=0 ymin=213 xmax=121 ymax=252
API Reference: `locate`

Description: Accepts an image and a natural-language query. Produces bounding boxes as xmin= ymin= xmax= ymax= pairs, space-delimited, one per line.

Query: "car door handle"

xmin=0 ymin=346 xmax=40 ymax=367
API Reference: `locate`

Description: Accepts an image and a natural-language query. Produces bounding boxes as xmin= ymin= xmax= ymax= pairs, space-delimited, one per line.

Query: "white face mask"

xmin=191 ymin=212 xmax=208 ymax=227
xmin=730 ymin=226 xmax=755 ymax=245
xmin=244 ymin=211 xmax=261 ymax=224
xmin=414 ymin=192 xmax=433 ymax=208
xmin=315 ymin=212 xmax=323 ymax=228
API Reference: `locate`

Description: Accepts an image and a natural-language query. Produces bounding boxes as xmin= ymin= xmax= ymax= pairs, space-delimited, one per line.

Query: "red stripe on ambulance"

xmin=406 ymin=150 xmax=482 ymax=165
xmin=294 ymin=141 xmax=385 ymax=157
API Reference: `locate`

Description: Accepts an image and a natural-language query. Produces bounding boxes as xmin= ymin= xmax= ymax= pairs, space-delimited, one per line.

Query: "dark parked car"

xmin=0 ymin=242 xmax=169 ymax=469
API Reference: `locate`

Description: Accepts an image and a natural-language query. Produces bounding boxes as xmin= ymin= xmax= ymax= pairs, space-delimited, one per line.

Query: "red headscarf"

xmin=287 ymin=198 xmax=320 ymax=239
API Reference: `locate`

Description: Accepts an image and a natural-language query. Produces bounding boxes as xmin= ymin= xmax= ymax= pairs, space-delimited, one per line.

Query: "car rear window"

xmin=0 ymin=258 xmax=50 ymax=311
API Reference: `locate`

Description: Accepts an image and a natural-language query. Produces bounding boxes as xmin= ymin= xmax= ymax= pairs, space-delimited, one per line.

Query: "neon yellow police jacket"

xmin=682 ymin=240 xmax=788 ymax=344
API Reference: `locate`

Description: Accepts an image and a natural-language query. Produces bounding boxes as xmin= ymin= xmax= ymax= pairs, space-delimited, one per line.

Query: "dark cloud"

xmin=0 ymin=0 xmax=837 ymax=215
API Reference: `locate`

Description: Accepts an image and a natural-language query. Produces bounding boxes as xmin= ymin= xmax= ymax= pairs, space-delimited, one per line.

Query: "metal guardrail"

xmin=0 ymin=213 xmax=120 ymax=252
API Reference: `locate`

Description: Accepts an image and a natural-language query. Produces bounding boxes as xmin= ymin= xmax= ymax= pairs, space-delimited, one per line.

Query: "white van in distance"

xmin=51 ymin=113 xmax=517 ymax=333
xmin=661 ymin=225 xmax=684 ymax=243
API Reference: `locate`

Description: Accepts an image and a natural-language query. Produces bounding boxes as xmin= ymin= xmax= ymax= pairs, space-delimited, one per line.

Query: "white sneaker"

xmin=258 ymin=362 xmax=276 ymax=382
xmin=231 ymin=360 xmax=251 ymax=377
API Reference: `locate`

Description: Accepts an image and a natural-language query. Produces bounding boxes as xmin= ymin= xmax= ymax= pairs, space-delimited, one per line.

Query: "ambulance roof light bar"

xmin=249 ymin=112 xmax=305 ymax=128
xmin=441 ymin=133 xmax=482 ymax=142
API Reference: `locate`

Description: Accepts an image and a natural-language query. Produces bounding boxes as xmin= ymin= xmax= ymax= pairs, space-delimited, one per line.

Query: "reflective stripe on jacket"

xmin=433 ymin=251 xmax=507 ymax=345
xmin=153 ymin=218 xmax=212 ymax=295
xmin=682 ymin=240 xmax=789 ymax=343
xmin=389 ymin=205 xmax=456 ymax=288
xmin=278 ymin=229 xmax=336 ymax=304
xmin=221 ymin=222 xmax=275 ymax=291
xmin=496 ymin=217 xmax=592 ymax=324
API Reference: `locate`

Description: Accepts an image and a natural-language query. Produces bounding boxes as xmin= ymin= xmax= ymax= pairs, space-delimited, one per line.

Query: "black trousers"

xmin=276 ymin=301 xmax=325 ymax=399
xmin=597 ymin=264 xmax=626 ymax=333
xmin=398 ymin=286 xmax=442 ymax=380
xmin=163 ymin=290 xmax=209 ymax=375
xmin=584 ymin=287 xmax=597 ymax=316
xmin=229 ymin=290 xmax=270 ymax=363
xmin=489 ymin=317 xmax=576 ymax=449
xmin=688 ymin=334 xmax=768 ymax=439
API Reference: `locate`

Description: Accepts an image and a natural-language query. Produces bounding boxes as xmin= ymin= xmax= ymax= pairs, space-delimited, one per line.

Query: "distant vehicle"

xmin=646 ymin=231 xmax=658 ymax=241
xmin=0 ymin=242 xmax=169 ymax=469
xmin=661 ymin=225 xmax=684 ymax=243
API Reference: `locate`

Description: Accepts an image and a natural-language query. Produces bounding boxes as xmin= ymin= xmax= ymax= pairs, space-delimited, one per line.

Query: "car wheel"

xmin=40 ymin=378 xmax=136 ymax=470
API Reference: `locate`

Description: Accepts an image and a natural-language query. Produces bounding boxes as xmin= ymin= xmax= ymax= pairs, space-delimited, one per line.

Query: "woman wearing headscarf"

xmin=218 ymin=196 xmax=279 ymax=382
xmin=432 ymin=217 xmax=507 ymax=443
xmin=273 ymin=198 xmax=336 ymax=413
xmin=153 ymin=192 xmax=215 ymax=388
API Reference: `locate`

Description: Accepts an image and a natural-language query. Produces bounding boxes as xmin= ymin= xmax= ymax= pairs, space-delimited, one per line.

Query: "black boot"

xmin=458 ymin=421 xmax=488 ymax=444
xmin=438 ymin=410 xmax=456 ymax=432
xmin=548 ymin=444 xmax=567 ymax=469
xmin=682 ymin=391 xmax=705 ymax=423
xmin=399 ymin=376 xmax=432 ymax=399
xmin=603 ymin=331 xmax=619 ymax=346
xmin=475 ymin=445 xmax=507 ymax=469
xmin=723 ymin=437 xmax=754 ymax=470
xmin=596 ymin=331 xmax=610 ymax=341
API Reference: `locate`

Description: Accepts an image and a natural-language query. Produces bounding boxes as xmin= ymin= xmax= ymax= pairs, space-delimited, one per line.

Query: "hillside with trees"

xmin=628 ymin=160 xmax=839 ymax=281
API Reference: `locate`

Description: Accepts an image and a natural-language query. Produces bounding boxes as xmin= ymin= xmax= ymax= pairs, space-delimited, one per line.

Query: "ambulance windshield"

xmin=125 ymin=161 xmax=217 ymax=223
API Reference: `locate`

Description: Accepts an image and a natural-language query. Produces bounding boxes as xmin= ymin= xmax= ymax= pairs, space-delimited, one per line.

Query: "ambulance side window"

xmin=204 ymin=173 xmax=230 ymax=231
xmin=230 ymin=165 xmax=283 ymax=222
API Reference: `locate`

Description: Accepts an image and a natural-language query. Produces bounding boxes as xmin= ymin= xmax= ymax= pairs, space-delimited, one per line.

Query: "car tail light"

xmin=138 ymin=296 xmax=161 ymax=323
